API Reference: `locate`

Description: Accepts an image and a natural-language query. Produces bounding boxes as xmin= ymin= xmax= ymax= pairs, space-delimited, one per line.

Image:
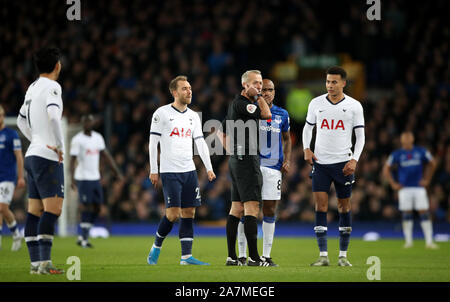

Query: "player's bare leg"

xmin=337 ymin=198 xmax=352 ymax=266
xmin=402 ymin=210 xmax=414 ymax=248
xmin=0 ymin=203 xmax=23 ymax=251
xmin=261 ymin=200 xmax=278 ymax=266
xmin=25 ymin=198 xmax=43 ymax=274
xmin=179 ymin=207 xmax=208 ymax=265
xmin=37 ymin=196 xmax=64 ymax=275
xmin=226 ymin=201 xmax=244 ymax=265
xmin=418 ymin=209 xmax=438 ymax=249
xmin=311 ymin=192 xmax=330 ymax=266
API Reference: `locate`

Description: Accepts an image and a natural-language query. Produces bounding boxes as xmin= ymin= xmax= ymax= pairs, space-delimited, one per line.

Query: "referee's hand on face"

xmin=150 ymin=173 xmax=159 ymax=187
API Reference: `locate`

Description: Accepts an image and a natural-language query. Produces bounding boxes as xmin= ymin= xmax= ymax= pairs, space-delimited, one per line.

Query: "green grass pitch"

xmin=0 ymin=236 xmax=449 ymax=282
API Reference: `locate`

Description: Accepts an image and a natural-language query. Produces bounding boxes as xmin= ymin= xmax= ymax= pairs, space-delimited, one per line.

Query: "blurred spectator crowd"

xmin=1 ymin=0 xmax=448 ymax=224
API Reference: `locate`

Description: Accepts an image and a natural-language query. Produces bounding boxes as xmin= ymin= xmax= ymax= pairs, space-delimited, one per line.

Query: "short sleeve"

xmin=192 ymin=112 xmax=204 ymax=140
xmin=353 ymin=102 xmax=365 ymax=128
xmin=282 ymin=111 xmax=290 ymax=132
xmin=70 ymin=136 xmax=80 ymax=156
xmin=150 ymin=109 xmax=164 ymax=136
xmin=305 ymin=99 xmax=316 ymax=125
xmin=234 ymin=98 xmax=261 ymax=119
xmin=11 ymin=130 xmax=21 ymax=150
xmin=386 ymin=153 xmax=396 ymax=166
xmin=98 ymin=134 xmax=106 ymax=151
xmin=423 ymin=148 xmax=433 ymax=163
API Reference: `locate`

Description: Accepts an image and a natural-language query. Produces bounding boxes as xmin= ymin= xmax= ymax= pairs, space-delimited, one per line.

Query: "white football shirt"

xmin=19 ymin=77 xmax=64 ymax=162
xmin=70 ymin=131 xmax=106 ymax=181
xmin=150 ymin=104 xmax=203 ymax=173
xmin=305 ymin=93 xmax=365 ymax=164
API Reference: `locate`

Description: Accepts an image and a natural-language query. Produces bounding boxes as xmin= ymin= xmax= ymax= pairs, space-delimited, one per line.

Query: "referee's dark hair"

xmin=33 ymin=47 xmax=61 ymax=74
xmin=326 ymin=66 xmax=347 ymax=80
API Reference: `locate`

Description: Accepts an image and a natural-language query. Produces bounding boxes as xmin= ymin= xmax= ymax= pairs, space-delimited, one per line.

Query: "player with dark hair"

xmin=302 ymin=66 xmax=365 ymax=266
xmin=17 ymin=47 xmax=65 ymax=274
xmin=147 ymin=75 xmax=216 ymax=265
xmin=0 ymin=105 xmax=25 ymax=251
xmin=383 ymin=131 xmax=438 ymax=249
xmin=70 ymin=114 xmax=124 ymax=248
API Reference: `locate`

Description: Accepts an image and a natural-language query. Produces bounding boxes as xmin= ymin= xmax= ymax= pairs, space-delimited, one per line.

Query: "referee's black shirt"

xmin=222 ymin=94 xmax=262 ymax=156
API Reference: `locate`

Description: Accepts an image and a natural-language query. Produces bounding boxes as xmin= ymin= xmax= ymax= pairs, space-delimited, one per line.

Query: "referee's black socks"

xmin=243 ymin=215 xmax=260 ymax=260
xmin=226 ymin=215 xmax=240 ymax=259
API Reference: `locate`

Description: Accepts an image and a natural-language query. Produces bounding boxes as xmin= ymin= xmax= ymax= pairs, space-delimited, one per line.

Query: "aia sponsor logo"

xmin=170 ymin=127 xmax=192 ymax=138
xmin=320 ymin=119 xmax=345 ymax=130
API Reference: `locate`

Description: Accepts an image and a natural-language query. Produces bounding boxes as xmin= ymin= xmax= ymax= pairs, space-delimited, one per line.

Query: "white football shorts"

xmin=398 ymin=187 xmax=429 ymax=211
xmin=0 ymin=181 xmax=15 ymax=205
xmin=260 ymin=166 xmax=282 ymax=201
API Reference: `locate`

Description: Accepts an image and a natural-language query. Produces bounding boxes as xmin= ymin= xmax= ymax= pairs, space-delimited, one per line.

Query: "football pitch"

xmin=0 ymin=236 xmax=449 ymax=282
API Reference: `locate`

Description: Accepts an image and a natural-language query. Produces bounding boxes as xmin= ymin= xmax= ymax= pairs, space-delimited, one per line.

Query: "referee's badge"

xmin=246 ymin=104 xmax=257 ymax=114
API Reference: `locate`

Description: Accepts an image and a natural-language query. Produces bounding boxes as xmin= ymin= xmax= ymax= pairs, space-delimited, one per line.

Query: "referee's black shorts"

xmin=228 ymin=155 xmax=262 ymax=203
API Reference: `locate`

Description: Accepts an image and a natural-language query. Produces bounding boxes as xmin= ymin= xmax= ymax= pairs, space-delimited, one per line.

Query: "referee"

xmin=220 ymin=70 xmax=272 ymax=266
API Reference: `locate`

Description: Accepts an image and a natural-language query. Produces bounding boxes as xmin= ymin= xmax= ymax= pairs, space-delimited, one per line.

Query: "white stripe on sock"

xmin=37 ymin=234 xmax=54 ymax=241
xmin=25 ymin=236 xmax=38 ymax=242
xmin=180 ymin=238 xmax=193 ymax=242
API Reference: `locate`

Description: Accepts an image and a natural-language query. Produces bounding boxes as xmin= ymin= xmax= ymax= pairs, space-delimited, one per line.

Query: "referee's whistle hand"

xmin=150 ymin=173 xmax=159 ymax=187
xmin=207 ymin=171 xmax=216 ymax=182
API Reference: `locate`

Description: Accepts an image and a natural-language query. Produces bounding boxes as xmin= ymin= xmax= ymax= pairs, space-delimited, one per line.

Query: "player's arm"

xmin=194 ymin=137 xmax=216 ymax=181
xmin=13 ymin=149 xmax=25 ymax=189
xmin=149 ymin=110 xmax=163 ymax=187
xmin=302 ymin=100 xmax=317 ymax=165
xmin=17 ymin=105 xmax=32 ymax=142
xmin=70 ymin=155 xmax=77 ymax=190
xmin=46 ymin=85 xmax=64 ymax=163
xmin=343 ymin=126 xmax=365 ymax=176
xmin=343 ymin=103 xmax=366 ymax=176
xmin=281 ymin=130 xmax=292 ymax=174
xmin=101 ymin=149 xmax=124 ymax=181
xmin=420 ymin=151 xmax=437 ymax=187
xmin=382 ymin=155 xmax=402 ymax=190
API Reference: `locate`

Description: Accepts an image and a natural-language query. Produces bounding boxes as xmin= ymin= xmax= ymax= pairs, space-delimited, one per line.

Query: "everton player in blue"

xmin=237 ymin=79 xmax=291 ymax=266
xmin=383 ymin=131 xmax=438 ymax=249
xmin=0 ymin=105 xmax=25 ymax=251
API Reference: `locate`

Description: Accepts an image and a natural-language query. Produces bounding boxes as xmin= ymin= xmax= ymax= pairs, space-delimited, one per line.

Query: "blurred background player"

xmin=237 ymin=79 xmax=291 ymax=266
xmin=383 ymin=131 xmax=438 ymax=249
xmin=17 ymin=47 xmax=65 ymax=274
xmin=70 ymin=114 xmax=124 ymax=248
xmin=0 ymin=105 xmax=25 ymax=251
xmin=302 ymin=66 xmax=365 ymax=267
xmin=221 ymin=70 xmax=272 ymax=267
xmin=147 ymin=75 xmax=216 ymax=265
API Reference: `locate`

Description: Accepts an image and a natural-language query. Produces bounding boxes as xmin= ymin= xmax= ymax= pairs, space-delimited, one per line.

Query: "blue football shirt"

xmin=0 ymin=127 xmax=22 ymax=182
xmin=259 ymin=104 xmax=290 ymax=171
xmin=387 ymin=146 xmax=432 ymax=187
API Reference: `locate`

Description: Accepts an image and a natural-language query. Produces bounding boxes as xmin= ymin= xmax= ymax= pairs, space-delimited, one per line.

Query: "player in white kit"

xmin=147 ymin=76 xmax=216 ymax=265
xmin=70 ymin=114 xmax=123 ymax=248
xmin=17 ymin=47 xmax=65 ymax=274
xmin=302 ymin=66 xmax=365 ymax=267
